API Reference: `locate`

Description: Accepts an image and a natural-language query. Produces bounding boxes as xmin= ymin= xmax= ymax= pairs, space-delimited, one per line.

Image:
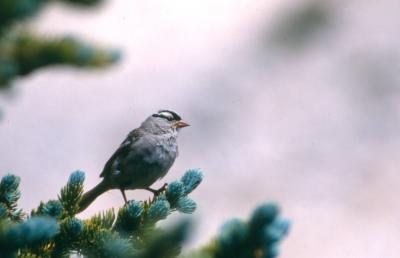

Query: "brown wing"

xmin=100 ymin=128 xmax=143 ymax=178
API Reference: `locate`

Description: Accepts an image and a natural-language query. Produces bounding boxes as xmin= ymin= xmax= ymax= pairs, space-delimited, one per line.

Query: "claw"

xmin=159 ymin=183 xmax=168 ymax=192
xmin=146 ymin=183 xmax=168 ymax=196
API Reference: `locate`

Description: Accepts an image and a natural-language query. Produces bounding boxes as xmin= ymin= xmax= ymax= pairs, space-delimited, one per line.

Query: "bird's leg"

xmin=120 ymin=189 xmax=128 ymax=204
xmin=145 ymin=183 xmax=168 ymax=196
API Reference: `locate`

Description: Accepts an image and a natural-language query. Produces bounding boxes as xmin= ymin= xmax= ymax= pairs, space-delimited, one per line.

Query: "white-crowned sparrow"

xmin=78 ymin=110 xmax=189 ymax=212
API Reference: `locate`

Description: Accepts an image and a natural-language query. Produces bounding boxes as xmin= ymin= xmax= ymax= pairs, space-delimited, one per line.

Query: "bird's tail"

xmin=78 ymin=180 xmax=109 ymax=213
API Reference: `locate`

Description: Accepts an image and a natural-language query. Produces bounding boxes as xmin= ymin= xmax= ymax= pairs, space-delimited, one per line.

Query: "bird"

xmin=77 ymin=110 xmax=189 ymax=212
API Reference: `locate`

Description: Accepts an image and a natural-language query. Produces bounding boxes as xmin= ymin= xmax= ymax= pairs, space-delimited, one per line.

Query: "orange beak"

xmin=175 ymin=120 xmax=190 ymax=128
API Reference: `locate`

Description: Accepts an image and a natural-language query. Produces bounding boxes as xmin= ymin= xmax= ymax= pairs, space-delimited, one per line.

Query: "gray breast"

xmin=118 ymin=133 xmax=178 ymax=189
xmin=148 ymin=135 xmax=178 ymax=174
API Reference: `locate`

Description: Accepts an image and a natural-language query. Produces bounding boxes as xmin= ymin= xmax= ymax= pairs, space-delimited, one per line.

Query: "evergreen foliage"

xmin=0 ymin=174 xmax=24 ymax=221
xmin=215 ymin=203 xmax=290 ymax=258
xmin=181 ymin=203 xmax=290 ymax=258
xmin=0 ymin=0 xmax=118 ymax=88
xmin=0 ymin=169 xmax=290 ymax=257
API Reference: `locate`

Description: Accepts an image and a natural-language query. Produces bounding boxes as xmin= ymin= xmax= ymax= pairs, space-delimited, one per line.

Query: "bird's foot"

xmin=158 ymin=183 xmax=168 ymax=193
xmin=146 ymin=183 xmax=168 ymax=197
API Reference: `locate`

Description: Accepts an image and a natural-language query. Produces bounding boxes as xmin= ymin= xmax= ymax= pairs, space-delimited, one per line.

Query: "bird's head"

xmin=142 ymin=110 xmax=189 ymax=134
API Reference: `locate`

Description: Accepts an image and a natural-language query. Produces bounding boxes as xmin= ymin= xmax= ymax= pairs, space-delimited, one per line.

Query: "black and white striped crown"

xmin=152 ymin=110 xmax=182 ymax=121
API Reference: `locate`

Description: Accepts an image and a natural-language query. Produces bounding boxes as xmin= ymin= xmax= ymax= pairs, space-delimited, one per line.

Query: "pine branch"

xmin=136 ymin=221 xmax=190 ymax=258
xmin=184 ymin=203 xmax=291 ymax=258
xmin=87 ymin=209 xmax=115 ymax=230
xmin=0 ymin=174 xmax=24 ymax=221
xmin=0 ymin=217 xmax=59 ymax=257
xmin=58 ymin=170 xmax=85 ymax=218
xmin=0 ymin=0 xmax=119 ymax=89
xmin=31 ymin=200 xmax=63 ymax=219
xmin=114 ymin=169 xmax=203 ymax=236
xmin=0 ymin=169 xmax=291 ymax=258
xmin=0 ymin=33 xmax=120 ymax=87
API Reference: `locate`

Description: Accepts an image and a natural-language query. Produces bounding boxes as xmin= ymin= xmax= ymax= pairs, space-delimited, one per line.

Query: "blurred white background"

xmin=1 ymin=0 xmax=400 ymax=257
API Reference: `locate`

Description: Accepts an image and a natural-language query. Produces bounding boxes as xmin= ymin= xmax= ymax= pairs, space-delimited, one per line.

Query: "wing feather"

xmin=100 ymin=129 xmax=142 ymax=178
